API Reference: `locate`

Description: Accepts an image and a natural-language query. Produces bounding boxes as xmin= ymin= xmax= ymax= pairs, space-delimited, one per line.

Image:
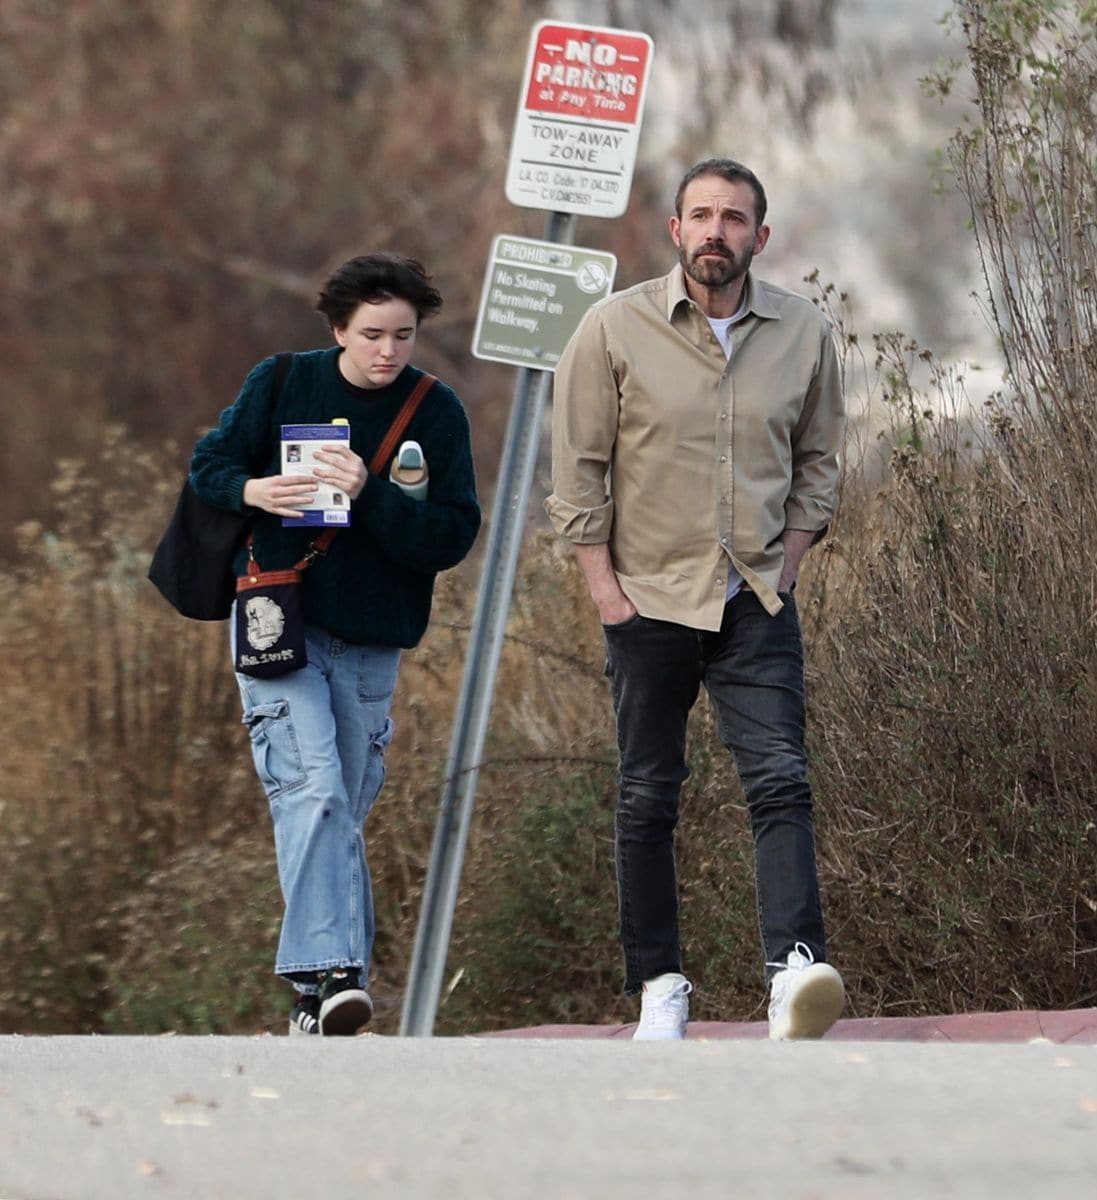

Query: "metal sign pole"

xmin=400 ymin=211 xmax=578 ymax=1038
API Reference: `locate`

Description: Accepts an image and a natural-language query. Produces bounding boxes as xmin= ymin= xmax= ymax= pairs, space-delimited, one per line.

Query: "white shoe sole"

xmin=769 ymin=964 xmax=844 ymax=1040
xmin=319 ymin=989 xmax=373 ymax=1036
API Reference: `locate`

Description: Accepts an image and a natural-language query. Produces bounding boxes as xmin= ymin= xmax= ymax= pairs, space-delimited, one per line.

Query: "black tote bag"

xmin=147 ymin=353 xmax=292 ymax=621
xmin=148 ymin=482 xmax=253 ymax=620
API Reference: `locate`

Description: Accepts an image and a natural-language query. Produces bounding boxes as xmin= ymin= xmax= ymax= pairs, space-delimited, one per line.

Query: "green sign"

xmin=472 ymin=235 xmax=617 ymax=371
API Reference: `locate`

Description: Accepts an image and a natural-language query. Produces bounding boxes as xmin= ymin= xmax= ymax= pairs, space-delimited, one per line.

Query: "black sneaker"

xmin=318 ymin=968 xmax=373 ymax=1036
xmin=288 ymin=993 xmax=320 ymax=1037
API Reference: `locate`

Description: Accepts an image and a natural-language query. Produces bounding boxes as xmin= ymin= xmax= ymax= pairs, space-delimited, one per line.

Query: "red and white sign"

xmin=505 ymin=21 xmax=654 ymax=219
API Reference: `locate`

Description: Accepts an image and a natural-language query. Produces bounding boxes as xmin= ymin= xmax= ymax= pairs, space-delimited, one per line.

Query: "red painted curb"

xmin=482 ymin=1007 xmax=1097 ymax=1043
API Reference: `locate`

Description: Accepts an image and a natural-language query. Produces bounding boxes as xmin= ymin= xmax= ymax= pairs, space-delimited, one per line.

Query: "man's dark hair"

xmin=674 ymin=158 xmax=768 ymax=225
xmin=316 ymin=253 xmax=443 ymax=329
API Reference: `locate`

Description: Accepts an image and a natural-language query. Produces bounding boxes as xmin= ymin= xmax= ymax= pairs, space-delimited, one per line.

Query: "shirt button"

xmin=720 ymin=455 xmax=727 ymax=463
xmin=720 ymin=412 xmax=728 ymax=420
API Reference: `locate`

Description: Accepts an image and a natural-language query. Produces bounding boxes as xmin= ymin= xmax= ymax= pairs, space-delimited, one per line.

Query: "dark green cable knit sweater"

xmin=190 ymin=348 xmax=481 ymax=648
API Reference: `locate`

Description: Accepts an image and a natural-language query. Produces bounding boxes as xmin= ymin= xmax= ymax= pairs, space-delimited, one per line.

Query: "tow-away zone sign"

xmin=505 ymin=21 xmax=654 ymax=220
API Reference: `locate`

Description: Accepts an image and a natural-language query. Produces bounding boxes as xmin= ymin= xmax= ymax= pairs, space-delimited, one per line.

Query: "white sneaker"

xmin=767 ymin=942 xmax=844 ymax=1040
xmin=633 ymin=972 xmax=692 ymax=1040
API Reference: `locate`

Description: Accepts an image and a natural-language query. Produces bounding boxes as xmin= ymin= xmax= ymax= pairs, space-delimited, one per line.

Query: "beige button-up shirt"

xmin=545 ymin=266 xmax=844 ymax=629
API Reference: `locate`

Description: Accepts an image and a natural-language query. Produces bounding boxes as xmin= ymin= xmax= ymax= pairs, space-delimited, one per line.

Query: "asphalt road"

xmin=1 ymin=1034 xmax=1094 ymax=1199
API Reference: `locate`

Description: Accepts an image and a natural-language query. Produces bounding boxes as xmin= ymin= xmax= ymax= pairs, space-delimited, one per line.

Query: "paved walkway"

xmin=2 ymin=1023 xmax=1095 ymax=1199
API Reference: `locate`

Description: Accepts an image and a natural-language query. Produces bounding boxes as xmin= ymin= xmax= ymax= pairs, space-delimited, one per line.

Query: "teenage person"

xmin=191 ymin=254 xmax=480 ymax=1034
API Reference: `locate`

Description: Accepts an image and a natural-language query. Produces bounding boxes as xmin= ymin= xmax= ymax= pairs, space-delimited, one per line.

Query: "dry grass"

xmin=1 ymin=401 xmax=1095 ymax=1034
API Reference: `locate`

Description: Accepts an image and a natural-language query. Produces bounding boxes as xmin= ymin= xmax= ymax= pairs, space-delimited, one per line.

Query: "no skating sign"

xmin=505 ymin=21 xmax=654 ymax=219
xmin=471 ymin=234 xmax=617 ymax=371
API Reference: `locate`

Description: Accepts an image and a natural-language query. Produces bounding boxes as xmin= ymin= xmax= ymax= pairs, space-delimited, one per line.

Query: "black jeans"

xmin=604 ymin=589 xmax=826 ymax=994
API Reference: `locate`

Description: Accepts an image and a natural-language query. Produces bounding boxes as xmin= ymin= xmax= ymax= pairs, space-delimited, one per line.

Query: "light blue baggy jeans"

xmin=233 ymin=623 xmax=400 ymax=991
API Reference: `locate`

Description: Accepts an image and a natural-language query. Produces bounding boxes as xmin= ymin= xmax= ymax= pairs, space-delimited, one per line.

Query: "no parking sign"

xmin=505 ymin=21 xmax=654 ymax=219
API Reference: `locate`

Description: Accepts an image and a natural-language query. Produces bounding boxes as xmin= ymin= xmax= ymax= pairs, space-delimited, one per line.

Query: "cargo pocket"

xmin=241 ymin=700 xmax=307 ymax=801
xmin=370 ymin=716 xmax=395 ymax=755
xmin=355 ymin=716 xmax=395 ymax=822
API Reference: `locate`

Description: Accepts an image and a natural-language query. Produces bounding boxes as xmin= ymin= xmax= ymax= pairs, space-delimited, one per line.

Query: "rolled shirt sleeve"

xmin=545 ymin=305 xmax=618 ymax=544
xmin=784 ymin=323 xmax=845 ymax=537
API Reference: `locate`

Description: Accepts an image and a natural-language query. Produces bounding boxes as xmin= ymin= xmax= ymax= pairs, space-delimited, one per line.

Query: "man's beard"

xmin=680 ymin=241 xmax=751 ymax=289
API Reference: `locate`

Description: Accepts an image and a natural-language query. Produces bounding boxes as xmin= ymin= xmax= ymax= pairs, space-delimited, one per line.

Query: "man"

xmin=545 ymin=159 xmax=845 ymax=1040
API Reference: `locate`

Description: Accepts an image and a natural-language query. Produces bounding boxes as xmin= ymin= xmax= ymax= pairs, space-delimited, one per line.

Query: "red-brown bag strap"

xmin=368 ymin=372 xmax=435 ymax=475
xmin=287 ymin=371 xmax=436 ymax=571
